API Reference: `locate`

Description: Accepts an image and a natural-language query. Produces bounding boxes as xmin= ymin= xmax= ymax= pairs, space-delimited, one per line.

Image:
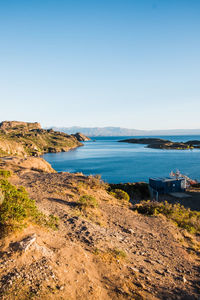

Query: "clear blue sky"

xmin=0 ymin=0 xmax=200 ymax=129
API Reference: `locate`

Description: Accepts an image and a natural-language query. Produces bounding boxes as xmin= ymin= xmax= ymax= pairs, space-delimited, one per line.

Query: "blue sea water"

xmin=43 ymin=136 xmax=200 ymax=183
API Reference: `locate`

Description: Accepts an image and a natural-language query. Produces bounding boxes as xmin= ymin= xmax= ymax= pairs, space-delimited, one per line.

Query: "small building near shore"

xmin=149 ymin=177 xmax=186 ymax=199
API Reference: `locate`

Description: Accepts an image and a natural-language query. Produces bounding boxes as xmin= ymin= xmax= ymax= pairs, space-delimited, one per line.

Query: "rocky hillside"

xmin=0 ymin=158 xmax=199 ymax=299
xmin=0 ymin=121 xmax=83 ymax=156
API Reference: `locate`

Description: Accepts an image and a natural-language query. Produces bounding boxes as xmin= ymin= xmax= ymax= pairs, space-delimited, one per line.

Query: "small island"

xmin=119 ymin=138 xmax=200 ymax=150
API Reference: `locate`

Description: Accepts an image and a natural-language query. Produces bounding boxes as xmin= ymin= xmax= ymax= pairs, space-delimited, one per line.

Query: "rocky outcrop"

xmin=0 ymin=121 xmax=41 ymax=131
xmin=72 ymin=132 xmax=91 ymax=141
xmin=0 ymin=156 xmax=56 ymax=173
xmin=18 ymin=157 xmax=56 ymax=173
xmin=0 ymin=138 xmax=26 ymax=156
xmin=119 ymin=138 xmax=200 ymax=150
xmin=10 ymin=234 xmax=37 ymax=252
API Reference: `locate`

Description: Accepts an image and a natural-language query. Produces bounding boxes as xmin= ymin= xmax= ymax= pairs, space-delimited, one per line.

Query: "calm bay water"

xmin=43 ymin=136 xmax=200 ymax=183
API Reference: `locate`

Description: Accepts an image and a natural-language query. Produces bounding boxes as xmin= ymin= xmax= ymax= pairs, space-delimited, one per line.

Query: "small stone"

xmin=164 ymin=268 xmax=172 ymax=274
xmin=182 ymin=276 xmax=187 ymax=283
xmin=128 ymin=229 xmax=135 ymax=234
xmin=146 ymin=276 xmax=151 ymax=281
xmin=130 ymin=267 xmax=139 ymax=273
xmin=10 ymin=234 xmax=37 ymax=253
xmin=56 ymin=285 xmax=64 ymax=290
xmin=156 ymin=259 xmax=162 ymax=264
xmin=144 ymin=259 xmax=152 ymax=264
xmin=135 ymin=281 xmax=145 ymax=288
xmin=155 ymin=270 xmax=164 ymax=276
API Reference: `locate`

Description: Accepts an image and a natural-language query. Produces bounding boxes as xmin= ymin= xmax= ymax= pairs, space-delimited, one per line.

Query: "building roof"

xmin=149 ymin=177 xmax=185 ymax=182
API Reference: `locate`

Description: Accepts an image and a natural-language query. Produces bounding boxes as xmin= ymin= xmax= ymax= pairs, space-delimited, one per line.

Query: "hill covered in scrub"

xmin=0 ymin=121 xmax=82 ymax=156
xmin=0 ymin=156 xmax=200 ymax=299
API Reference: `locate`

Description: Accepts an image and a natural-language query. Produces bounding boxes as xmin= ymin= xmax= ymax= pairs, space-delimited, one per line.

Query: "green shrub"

xmin=110 ymin=248 xmax=127 ymax=259
xmin=0 ymin=149 xmax=10 ymax=157
xmin=0 ymin=179 xmax=58 ymax=233
xmin=0 ymin=169 xmax=11 ymax=178
xmin=110 ymin=189 xmax=130 ymax=202
xmin=133 ymin=200 xmax=200 ymax=234
xmin=45 ymin=214 xmax=59 ymax=230
xmin=108 ymin=182 xmax=150 ymax=200
xmin=77 ymin=194 xmax=98 ymax=209
xmin=88 ymin=174 xmax=107 ymax=189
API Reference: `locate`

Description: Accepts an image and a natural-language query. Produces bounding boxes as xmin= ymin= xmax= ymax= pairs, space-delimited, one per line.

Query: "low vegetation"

xmin=110 ymin=248 xmax=127 ymax=259
xmin=0 ymin=149 xmax=9 ymax=157
xmin=108 ymin=182 xmax=150 ymax=200
xmin=0 ymin=169 xmax=11 ymax=178
xmin=76 ymin=194 xmax=104 ymax=225
xmin=133 ymin=200 xmax=200 ymax=234
xmin=0 ymin=178 xmax=59 ymax=234
xmin=77 ymin=194 xmax=98 ymax=210
xmin=94 ymin=247 xmax=127 ymax=263
xmin=109 ymin=189 xmax=130 ymax=202
xmin=88 ymin=174 xmax=108 ymax=190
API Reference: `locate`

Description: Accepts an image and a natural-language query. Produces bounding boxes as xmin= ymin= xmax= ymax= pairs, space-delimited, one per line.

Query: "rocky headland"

xmin=72 ymin=132 xmax=91 ymax=141
xmin=0 ymin=121 xmax=85 ymax=157
xmin=119 ymin=138 xmax=200 ymax=150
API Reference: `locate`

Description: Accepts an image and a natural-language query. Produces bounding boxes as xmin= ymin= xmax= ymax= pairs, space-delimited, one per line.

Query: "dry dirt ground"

xmin=0 ymin=157 xmax=200 ymax=299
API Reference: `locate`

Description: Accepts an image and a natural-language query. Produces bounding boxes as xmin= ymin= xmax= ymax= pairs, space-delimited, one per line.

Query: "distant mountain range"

xmin=50 ymin=126 xmax=200 ymax=137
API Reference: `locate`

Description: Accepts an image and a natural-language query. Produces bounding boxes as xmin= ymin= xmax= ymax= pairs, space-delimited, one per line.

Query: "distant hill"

xmin=51 ymin=126 xmax=145 ymax=136
xmin=50 ymin=126 xmax=200 ymax=137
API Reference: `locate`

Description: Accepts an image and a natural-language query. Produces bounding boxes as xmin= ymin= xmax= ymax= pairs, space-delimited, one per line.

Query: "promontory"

xmin=0 ymin=121 xmax=84 ymax=157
